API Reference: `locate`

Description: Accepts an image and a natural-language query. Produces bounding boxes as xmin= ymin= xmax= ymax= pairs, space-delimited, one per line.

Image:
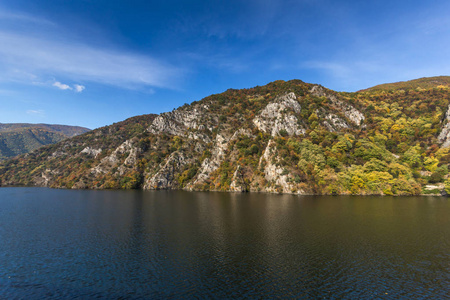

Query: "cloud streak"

xmin=26 ymin=109 xmax=45 ymax=116
xmin=0 ymin=9 xmax=55 ymax=26
xmin=0 ymin=30 xmax=180 ymax=90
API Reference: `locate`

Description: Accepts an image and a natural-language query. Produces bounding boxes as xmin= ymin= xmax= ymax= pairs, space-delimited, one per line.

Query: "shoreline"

xmin=0 ymin=185 xmax=447 ymax=197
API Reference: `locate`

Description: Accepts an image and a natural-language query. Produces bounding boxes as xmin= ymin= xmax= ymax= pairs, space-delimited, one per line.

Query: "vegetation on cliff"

xmin=0 ymin=124 xmax=90 ymax=160
xmin=1 ymin=77 xmax=450 ymax=195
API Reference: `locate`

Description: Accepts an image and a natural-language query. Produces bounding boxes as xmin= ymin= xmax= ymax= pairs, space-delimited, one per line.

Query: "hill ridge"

xmin=0 ymin=123 xmax=90 ymax=160
xmin=359 ymin=75 xmax=450 ymax=92
xmin=1 ymin=77 xmax=450 ymax=195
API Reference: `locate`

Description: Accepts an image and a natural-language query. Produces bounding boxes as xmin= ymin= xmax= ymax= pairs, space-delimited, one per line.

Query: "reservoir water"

xmin=0 ymin=188 xmax=449 ymax=299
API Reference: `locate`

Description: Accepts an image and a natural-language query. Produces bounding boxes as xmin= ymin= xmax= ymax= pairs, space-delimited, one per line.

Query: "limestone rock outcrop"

xmin=253 ymin=92 xmax=305 ymax=136
xmin=310 ymin=85 xmax=365 ymax=126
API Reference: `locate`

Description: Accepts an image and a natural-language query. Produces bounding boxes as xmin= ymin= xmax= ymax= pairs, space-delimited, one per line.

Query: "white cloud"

xmin=52 ymin=81 xmax=86 ymax=93
xmin=53 ymin=81 xmax=72 ymax=90
xmin=0 ymin=30 xmax=180 ymax=90
xmin=74 ymin=84 xmax=85 ymax=93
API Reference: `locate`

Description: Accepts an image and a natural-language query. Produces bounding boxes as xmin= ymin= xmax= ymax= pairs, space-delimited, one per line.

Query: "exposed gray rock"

xmin=148 ymin=105 xmax=216 ymax=137
xmin=34 ymin=169 xmax=58 ymax=187
xmin=50 ymin=151 xmax=67 ymax=158
xmin=253 ymin=92 xmax=305 ymax=136
xmin=187 ymin=131 xmax=212 ymax=143
xmin=258 ymin=140 xmax=304 ymax=194
xmin=90 ymin=139 xmax=139 ymax=175
xmin=438 ymin=104 xmax=450 ymax=147
xmin=231 ymin=128 xmax=254 ymax=140
xmin=424 ymin=183 xmax=444 ymax=190
xmin=80 ymin=147 xmax=102 ymax=158
xmin=230 ymin=165 xmax=247 ymax=192
xmin=144 ymin=151 xmax=189 ymax=189
xmin=188 ymin=133 xmax=228 ymax=188
xmin=323 ymin=113 xmax=350 ymax=132
xmin=310 ymin=85 xmax=365 ymax=126
xmin=186 ymin=129 xmax=252 ymax=189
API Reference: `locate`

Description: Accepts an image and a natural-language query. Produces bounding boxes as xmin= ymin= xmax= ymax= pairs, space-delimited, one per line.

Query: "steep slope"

xmin=0 ymin=124 xmax=90 ymax=160
xmin=1 ymin=78 xmax=450 ymax=195
xmin=0 ymin=114 xmax=156 ymax=187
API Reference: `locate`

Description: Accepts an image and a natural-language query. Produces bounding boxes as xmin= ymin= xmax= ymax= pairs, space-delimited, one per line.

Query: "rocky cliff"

xmin=2 ymin=77 xmax=450 ymax=195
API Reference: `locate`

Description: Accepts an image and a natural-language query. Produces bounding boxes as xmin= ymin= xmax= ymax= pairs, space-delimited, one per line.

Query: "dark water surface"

xmin=0 ymin=188 xmax=449 ymax=299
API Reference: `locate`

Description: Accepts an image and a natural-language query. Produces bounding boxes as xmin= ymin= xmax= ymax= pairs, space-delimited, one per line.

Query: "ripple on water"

xmin=0 ymin=189 xmax=449 ymax=299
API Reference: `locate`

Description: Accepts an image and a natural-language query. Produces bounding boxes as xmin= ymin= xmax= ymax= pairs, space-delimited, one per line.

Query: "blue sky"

xmin=0 ymin=0 xmax=449 ymax=129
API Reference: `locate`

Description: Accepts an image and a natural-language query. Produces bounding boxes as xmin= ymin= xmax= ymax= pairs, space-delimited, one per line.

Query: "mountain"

xmin=359 ymin=76 xmax=450 ymax=92
xmin=1 ymin=77 xmax=450 ymax=195
xmin=0 ymin=123 xmax=90 ymax=160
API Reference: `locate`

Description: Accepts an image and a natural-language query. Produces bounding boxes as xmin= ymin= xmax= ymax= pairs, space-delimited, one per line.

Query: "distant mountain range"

xmin=1 ymin=76 xmax=450 ymax=196
xmin=0 ymin=123 xmax=90 ymax=160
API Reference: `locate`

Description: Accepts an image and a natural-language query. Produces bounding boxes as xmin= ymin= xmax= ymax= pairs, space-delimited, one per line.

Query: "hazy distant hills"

xmin=2 ymin=76 xmax=450 ymax=195
xmin=0 ymin=123 xmax=90 ymax=160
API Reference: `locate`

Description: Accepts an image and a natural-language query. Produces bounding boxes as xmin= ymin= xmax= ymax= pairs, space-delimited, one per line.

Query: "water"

xmin=0 ymin=188 xmax=449 ymax=299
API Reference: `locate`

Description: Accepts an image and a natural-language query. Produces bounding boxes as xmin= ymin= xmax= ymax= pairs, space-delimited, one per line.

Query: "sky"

xmin=0 ymin=0 xmax=450 ymax=129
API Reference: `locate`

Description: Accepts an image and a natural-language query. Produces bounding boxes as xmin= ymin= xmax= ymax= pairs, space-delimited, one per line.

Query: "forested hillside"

xmin=1 ymin=77 xmax=450 ymax=195
xmin=0 ymin=124 xmax=90 ymax=160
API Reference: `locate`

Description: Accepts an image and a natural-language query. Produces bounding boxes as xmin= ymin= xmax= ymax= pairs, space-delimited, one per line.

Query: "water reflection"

xmin=0 ymin=189 xmax=448 ymax=299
